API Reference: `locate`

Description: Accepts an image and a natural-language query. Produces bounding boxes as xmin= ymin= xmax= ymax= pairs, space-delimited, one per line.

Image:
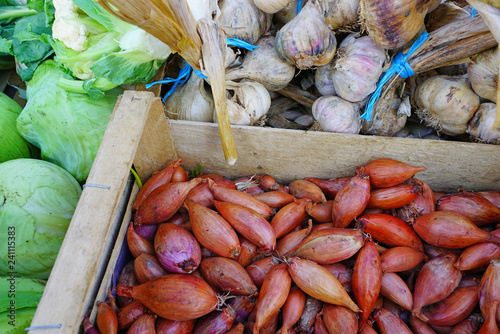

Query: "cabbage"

xmin=0 ymin=158 xmax=82 ymax=278
xmin=0 ymin=307 xmax=38 ymax=333
xmin=16 ymin=59 xmax=122 ymax=182
xmin=0 ymin=91 xmax=37 ymax=162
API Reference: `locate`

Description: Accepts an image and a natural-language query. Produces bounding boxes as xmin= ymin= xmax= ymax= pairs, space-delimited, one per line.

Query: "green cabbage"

xmin=0 ymin=307 xmax=38 ymax=333
xmin=0 ymin=91 xmax=37 ymax=163
xmin=0 ymin=158 xmax=82 ymax=278
xmin=16 ymin=59 xmax=122 ymax=182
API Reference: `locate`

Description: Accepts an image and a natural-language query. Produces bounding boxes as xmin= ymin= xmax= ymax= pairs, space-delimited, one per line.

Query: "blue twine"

xmin=470 ymin=8 xmax=478 ymax=18
xmin=297 ymin=0 xmax=302 ymax=14
xmin=227 ymin=38 xmax=259 ymax=51
xmin=360 ymin=31 xmax=430 ymax=121
xmin=146 ymin=63 xmax=207 ymax=102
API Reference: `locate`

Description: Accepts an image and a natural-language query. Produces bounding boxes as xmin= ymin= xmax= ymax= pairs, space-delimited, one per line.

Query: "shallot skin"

xmin=331 ymin=172 xmax=370 ymax=228
xmin=358 ymin=158 xmax=426 ymax=188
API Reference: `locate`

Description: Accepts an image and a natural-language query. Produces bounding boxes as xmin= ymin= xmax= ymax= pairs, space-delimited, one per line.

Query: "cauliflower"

xmin=52 ymin=0 xmax=89 ymax=52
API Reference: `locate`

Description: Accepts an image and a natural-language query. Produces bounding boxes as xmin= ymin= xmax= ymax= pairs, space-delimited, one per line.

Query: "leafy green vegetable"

xmin=0 ymin=276 xmax=46 ymax=310
xmin=0 ymin=158 xmax=82 ymax=278
xmin=0 ymin=91 xmax=37 ymax=163
xmin=16 ymin=59 xmax=122 ymax=182
xmin=0 ymin=307 xmax=38 ymax=333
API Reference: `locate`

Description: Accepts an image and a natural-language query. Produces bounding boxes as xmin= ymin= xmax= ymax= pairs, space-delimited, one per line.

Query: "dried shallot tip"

xmin=193 ymin=306 xmax=236 ymax=334
xmin=213 ymin=200 xmax=276 ymax=252
xmin=253 ymin=264 xmax=292 ymax=334
xmin=200 ymin=257 xmax=257 ymax=296
xmin=134 ymin=178 xmax=203 ymax=225
xmin=184 ymin=200 xmax=241 ymax=259
xmin=155 ymin=317 xmax=196 ymax=334
xmin=412 ymin=253 xmax=463 ymax=322
xmin=297 ymin=296 xmax=323 ymax=334
xmin=227 ymin=295 xmax=257 ymax=324
xmin=83 ymin=313 xmax=99 ymax=334
xmin=422 ymin=285 xmax=479 ymax=327
xmin=322 ymin=263 xmax=353 ymax=294
xmin=280 ymin=286 xmax=306 ymax=334
xmin=134 ymin=253 xmax=168 ymax=284
xmin=367 ymin=183 xmax=422 ymax=210
xmin=352 ymin=237 xmax=382 ymax=331
xmin=305 ymin=201 xmax=333 ymax=223
xmin=254 ymin=191 xmax=295 ymax=209
xmin=127 ymin=314 xmax=156 ymax=334
xmin=332 ymin=173 xmax=371 ymax=228
xmin=322 ymin=304 xmax=358 ymax=334
xmin=287 ymin=257 xmax=360 ymax=312
xmin=291 ymin=227 xmax=364 ymax=265
xmin=96 ymin=300 xmax=118 ymax=334
xmin=450 ymin=314 xmax=484 ymax=334
xmin=117 ymin=300 xmax=151 ymax=330
xmin=208 ymin=178 xmax=273 ymax=219
xmin=234 ymin=175 xmax=263 ymax=194
xmin=409 ymin=316 xmax=437 ymax=334
xmin=477 ymin=190 xmax=500 ymax=208
xmin=127 ymin=222 xmax=155 ymax=258
xmin=288 ymin=179 xmax=327 ymax=204
xmin=373 ymin=308 xmax=413 ymax=334
xmin=246 ymin=256 xmax=280 ymax=288
xmin=455 ymin=229 xmax=500 ymax=271
xmin=154 ymin=223 xmax=201 ymax=274
xmin=412 ymin=211 xmax=500 ymax=249
xmin=271 ymin=198 xmax=311 ymax=238
xmin=356 ymin=213 xmax=424 ymax=252
xmin=132 ymin=159 xmax=182 ymax=211
xmin=276 ymin=222 xmax=312 ymax=257
xmin=304 ymin=177 xmax=351 ymax=199
xmin=437 ymin=190 xmax=500 ymax=226
xmin=411 ymin=178 xmax=436 ymax=214
xmin=380 ymin=272 xmax=413 ymax=311
xmin=380 ymin=246 xmax=427 ymax=273
xmin=357 ymin=158 xmax=427 ymax=188
xmin=116 ymin=275 xmax=218 ymax=321
xmin=235 ymin=236 xmax=258 ymax=268
xmin=257 ymin=174 xmax=280 ymax=191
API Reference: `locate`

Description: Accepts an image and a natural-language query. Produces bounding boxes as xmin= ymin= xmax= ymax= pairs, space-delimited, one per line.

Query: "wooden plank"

xmin=167 ymin=120 xmax=500 ymax=192
xmin=28 ymin=91 xmax=158 ymax=334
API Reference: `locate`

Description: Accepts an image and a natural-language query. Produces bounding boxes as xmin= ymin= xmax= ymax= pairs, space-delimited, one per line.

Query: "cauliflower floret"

xmin=52 ymin=0 xmax=89 ymax=52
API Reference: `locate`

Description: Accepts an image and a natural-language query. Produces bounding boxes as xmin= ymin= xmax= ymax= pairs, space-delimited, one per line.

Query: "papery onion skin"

xmin=477 ymin=190 xmax=500 ymax=208
xmin=367 ymin=184 xmax=422 ymax=209
xmin=455 ymin=229 xmax=500 ymax=271
xmin=358 ymin=323 xmax=378 ymax=334
xmin=306 ymin=201 xmax=333 ymax=223
xmin=478 ymin=259 xmax=500 ymax=318
xmin=193 ymin=306 xmax=236 ymax=334
xmin=134 ymin=253 xmax=168 ymax=283
xmin=127 ymin=222 xmax=155 ymax=258
xmin=373 ymin=308 xmax=413 ymax=334
xmin=412 ymin=253 xmax=463 ymax=322
xmin=380 ymin=272 xmax=413 ymax=311
xmin=322 ymin=263 xmax=353 ymax=294
xmin=246 ymin=256 xmax=280 ymax=288
xmin=96 ymin=301 xmax=118 ymax=334
xmin=450 ymin=314 xmax=484 ymax=334
xmin=280 ymin=286 xmax=306 ymax=334
xmin=254 ymin=191 xmax=295 ymax=209
xmin=155 ymin=317 xmax=195 ymax=334
xmin=226 ymin=323 xmax=245 ymax=334
xmin=271 ymin=197 xmax=311 ymax=238
xmin=437 ymin=190 xmax=500 ymax=226
xmin=200 ymin=257 xmax=257 ymax=296
xmin=117 ymin=261 xmax=139 ymax=308
xmin=288 ymin=180 xmax=326 ymax=203
xmin=331 ymin=172 xmax=370 ymax=228
xmin=357 ymin=158 xmax=427 ymax=188
xmin=305 ymin=177 xmax=351 ymax=199
xmin=314 ymin=311 xmax=330 ymax=334
xmin=235 ymin=236 xmax=258 ymax=268
xmin=276 ymin=222 xmax=312 ymax=257
xmin=322 ymin=303 xmax=358 ymax=334
xmin=381 ymin=246 xmax=427 ymax=273
xmin=409 ymin=316 xmax=438 ymax=334
xmin=288 ymin=257 xmax=360 ymax=312
xmin=396 ymin=178 xmax=436 ymax=224
xmin=227 ymin=295 xmax=257 ymax=324
xmin=116 ymin=275 xmax=218 ymax=321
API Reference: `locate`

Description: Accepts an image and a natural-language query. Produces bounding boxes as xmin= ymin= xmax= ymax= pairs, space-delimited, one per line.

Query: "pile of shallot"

xmin=84 ymin=158 xmax=500 ymax=334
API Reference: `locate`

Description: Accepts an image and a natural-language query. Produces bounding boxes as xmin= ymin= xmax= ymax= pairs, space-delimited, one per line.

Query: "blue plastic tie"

xmin=297 ymin=0 xmax=302 ymax=14
xmin=470 ymin=8 xmax=478 ymax=18
xmin=146 ymin=63 xmax=206 ymax=102
xmin=360 ymin=31 xmax=429 ymax=121
xmin=227 ymin=38 xmax=259 ymax=51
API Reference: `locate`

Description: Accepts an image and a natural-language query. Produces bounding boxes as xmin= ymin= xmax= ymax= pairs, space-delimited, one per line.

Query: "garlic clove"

xmin=165 ymin=71 xmax=214 ymax=122
xmin=254 ymin=0 xmax=292 ymax=14
xmin=415 ymin=75 xmax=480 ymax=136
xmin=331 ymin=33 xmax=388 ymax=102
xmin=314 ymin=63 xmax=336 ymax=96
xmin=311 ymin=96 xmax=362 ymax=134
xmin=467 ymin=47 xmax=498 ymax=103
xmin=467 ymin=102 xmax=500 ymax=144
xmin=275 ymin=0 xmax=337 ymax=70
xmin=321 ymin=0 xmax=360 ymax=30
xmin=216 ymin=0 xmax=272 ymax=44
xmin=225 ymin=35 xmax=296 ymax=91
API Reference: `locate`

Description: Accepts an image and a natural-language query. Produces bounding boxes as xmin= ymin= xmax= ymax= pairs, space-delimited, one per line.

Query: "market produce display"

xmin=84 ymin=158 xmax=500 ymax=333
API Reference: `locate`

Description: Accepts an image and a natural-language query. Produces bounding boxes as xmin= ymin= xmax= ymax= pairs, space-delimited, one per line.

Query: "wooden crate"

xmin=28 ymin=90 xmax=500 ymax=333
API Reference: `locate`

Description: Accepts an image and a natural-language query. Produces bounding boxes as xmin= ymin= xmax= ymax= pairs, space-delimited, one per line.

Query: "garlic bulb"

xmin=216 ymin=0 xmax=272 ymax=44
xmin=274 ymin=0 xmax=303 ymax=25
xmin=254 ymin=0 xmax=292 ymax=14
xmin=467 ymin=47 xmax=498 ymax=102
xmin=165 ymin=71 xmax=214 ymax=122
xmin=467 ymin=102 xmax=500 ymax=144
xmin=360 ymin=0 xmax=439 ymax=49
xmin=275 ymin=0 xmax=337 ymax=69
xmin=217 ymin=80 xmax=271 ymax=125
xmin=321 ymin=0 xmax=360 ymax=30
xmin=314 ymin=63 xmax=336 ymax=96
xmin=331 ymin=33 xmax=387 ymax=102
xmin=415 ymin=75 xmax=480 ymax=136
xmin=225 ymin=35 xmax=296 ymax=91
xmin=312 ymin=96 xmax=361 ymax=134
xmin=361 ymin=88 xmax=407 ymax=136
xmin=186 ymin=0 xmax=219 ymax=21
